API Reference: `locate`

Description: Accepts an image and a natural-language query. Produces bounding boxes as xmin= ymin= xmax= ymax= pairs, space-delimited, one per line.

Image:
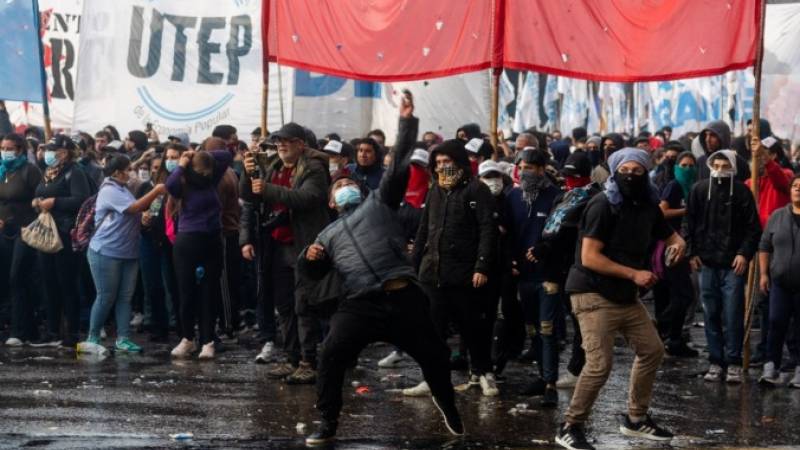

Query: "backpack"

xmin=541 ymin=185 xmax=596 ymax=239
xmin=69 ymin=181 xmax=110 ymax=252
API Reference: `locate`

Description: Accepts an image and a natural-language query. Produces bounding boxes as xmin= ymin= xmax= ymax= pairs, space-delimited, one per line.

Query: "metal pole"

xmin=490 ymin=69 xmax=500 ymax=149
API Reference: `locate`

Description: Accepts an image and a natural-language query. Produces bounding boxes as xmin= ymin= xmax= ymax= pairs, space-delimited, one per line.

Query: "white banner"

xmin=73 ymin=0 xmax=263 ymax=140
xmin=761 ymin=2 xmax=800 ymax=143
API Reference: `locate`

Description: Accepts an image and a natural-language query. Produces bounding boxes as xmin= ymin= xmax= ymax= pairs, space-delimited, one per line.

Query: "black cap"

xmin=517 ymin=148 xmax=549 ymax=166
xmin=270 ymin=122 xmax=307 ymax=142
xmin=44 ymin=134 xmax=77 ymax=152
xmin=561 ymin=151 xmax=592 ymax=177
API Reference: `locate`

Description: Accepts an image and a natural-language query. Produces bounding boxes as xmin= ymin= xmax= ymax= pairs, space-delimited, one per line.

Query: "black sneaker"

xmin=305 ymin=419 xmax=337 ymax=446
xmin=29 ymin=334 xmax=62 ymax=348
xmin=521 ymin=377 xmax=547 ymax=396
xmin=666 ymin=342 xmax=699 ymax=358
xmin=619 ymin=414 xmax=674 ymax=441
xmin=431 ymin=395 xmax=465 ymax=436
xmin=541 ymin=386 xmax=558 ymax=408
xmin=555 ymin=422 xmax=595 ymax=450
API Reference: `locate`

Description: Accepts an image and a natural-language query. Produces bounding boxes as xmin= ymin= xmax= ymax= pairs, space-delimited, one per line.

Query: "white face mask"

xmin=481 ymin=177 xmax=504 ymax=196
xmin=710 ymin=168 xmax=734 ymax=179
xmin=138 ymin=169 xmax=151 ymax=182
xmin=329 ymin=162 xmax=339 ymax=174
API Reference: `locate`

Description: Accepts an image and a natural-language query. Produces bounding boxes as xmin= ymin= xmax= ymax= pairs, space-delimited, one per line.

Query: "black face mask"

xmin=185 ymin=166 xmax=213 ymax=188
xmin=614 ymin=172 xmax=648 ymax=200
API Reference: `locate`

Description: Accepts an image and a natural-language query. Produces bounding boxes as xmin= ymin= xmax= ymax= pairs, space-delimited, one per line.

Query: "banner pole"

xmin=32 ymin=0 xmax=52 ymax=140
xmin=260 ymin=0 xmax=270 ymax=138
xmin=490 ymin=69 xmax=500 ymax=151
xmin=743 ymin=0 xmax=767 ymax=372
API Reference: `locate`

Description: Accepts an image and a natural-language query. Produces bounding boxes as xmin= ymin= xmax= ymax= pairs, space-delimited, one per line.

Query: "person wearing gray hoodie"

xmin=686 ymin=150 xmax=761 ymax=384
xmin=757 ymin=175 xmax=800 ymax=388
xmin=695 ymin=120 xmax=751 ymax=183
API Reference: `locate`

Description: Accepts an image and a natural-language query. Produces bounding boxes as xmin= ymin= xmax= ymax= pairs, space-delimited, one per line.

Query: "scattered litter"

xmin=33 ymin=390 xmax=53 ymax=396
xmin=348 ymin=414 xmax=374 ymax=419
xmin=380 ymin=373 xmax=405 ymax=383
xmin=132 ymin=378 xmax=143 ymax=385
xmin=508 ymin=407 xmax=537 ymax=416
xmin=531 ymin=439 xmax=549 ymax=445
xmin=295 ymin=422 xmax=306 ymax=433
xmin=355 ymin=386 xmax=370 ymax=394
xmin=31 ymin=356 xmax=54 ymax=361
xmin=48 ymin=427 xmax=59 ymax=431
xmin=170 ymin=432 xmax=194 ymax=441
xmin=706 ymin=429 xmax=725 ymax=435
xmin=384 ymin=388 xmax=403 ymax=393
xmin=351 ymin=380 xmax=361 ymax=388
xmin=515 ymin=403 xmax=529 ymax=410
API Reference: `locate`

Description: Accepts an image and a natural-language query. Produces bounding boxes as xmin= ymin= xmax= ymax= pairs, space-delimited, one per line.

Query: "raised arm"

xmin=378 ymin=92 xmax=419 ymax=210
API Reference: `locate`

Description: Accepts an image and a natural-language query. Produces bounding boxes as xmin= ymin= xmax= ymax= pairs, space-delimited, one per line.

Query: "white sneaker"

xmin=789 ymin=367 xmax=800 ymax=389
xmin=100 ymin=328 xmax=107 ymax=340
xmin=726 ymin=365 xmax=743 ymax=384
xmin=556 ymin=371 xmax=579 ymax=389
xmin=704 ymin=364 xmax=723 ymax=382
xmin=759 ymin=362 xmax=780 ymax=385
xmin=198 ymin=342 xmax=215 ymax=360
xmin=378 ymin=350 xmax=407 ymax=368
xmin=77 ymin=341 xmax=108 ymax=355
xmin=468 ymin=374 xmax=480 ymax=386
xmin=130 ymin=312 xmax=144 ymax=327
xmin=4 ymin=337 xmax=24 ymax=347
xmin=255 ymin=341 xmax=275 ymax=364
xmin=402 ymin=381 xmax=431 ymax=397
xmin=171 ymin=338 xmax=196 ymax=358
xmin=480 ymin=373 xmax=499 ymax=397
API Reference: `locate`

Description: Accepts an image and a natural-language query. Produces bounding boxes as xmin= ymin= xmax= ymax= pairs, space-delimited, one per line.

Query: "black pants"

xmin=0 ymin=233 xmax=39 ymax=340
xmin=39 ymin=231 xmax=81 ymax=342
xmin=218 ymin=232 xmax=242 ymax=334
xmin=653 ymin=260 xmax=694 ymax=344
xmin=426 ymin=283 xmax=493 ymax=375
xmin=173 ymin=232 xmax=223 ymax=345
xmin=265 ymin=241 xmax=302 ymax=364
xmin=316 ymin=284 xmax=455 ymax=421
xmin=492 ymin=274 xmax=524 ymax=374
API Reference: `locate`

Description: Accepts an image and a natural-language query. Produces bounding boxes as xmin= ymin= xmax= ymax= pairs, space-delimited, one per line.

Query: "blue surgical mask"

xmin=165 ymin=160 xmax=179 ymax=173
xmin=1 ymin=151 xmax=16 ymax=162
xmin=44 ymin=151 xmax=58 ymax=167
xmin=334 ymin=185 xmax=362 ymax=208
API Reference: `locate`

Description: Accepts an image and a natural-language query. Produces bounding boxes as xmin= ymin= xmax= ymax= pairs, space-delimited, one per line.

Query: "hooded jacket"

xmin=590 ymin=133 xmax=625 ymax=185
xmin=297 ymin=117 xmax=420 ymax=299
xmin=456 ymin=123 xmax=482 ymax=141
xmin=346 ymin=142 xmax=385 ymax=191
xmin=759 ymin=204 xmax=800 ymax=292
xmin=686 ymin=150 xmax=761 ymax=268
xmin=413 ymin=140 xmax=496 ymax=287
xmin=696 ymin=121 xmax=751 ymax=182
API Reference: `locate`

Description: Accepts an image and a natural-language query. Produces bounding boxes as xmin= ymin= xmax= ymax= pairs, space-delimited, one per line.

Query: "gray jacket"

xmin=298 ymin=116 xmax=419 ymax=299
xmin=759 ymin=204 xmax=800 ymax=292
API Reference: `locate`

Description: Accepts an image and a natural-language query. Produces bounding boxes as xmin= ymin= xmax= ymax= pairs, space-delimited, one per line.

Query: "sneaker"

xmin=100 ymin=328 xmax=107 ymax=339
xmin=518 ymin=348 xmax=537 ymax=363
xmin=286 ymin=362 xmax=317 ymax=385
xmin=468 ymin=374 xmax=480 ymax=386
xmin=130 ymin=312 xmax=144 ymax=327
xmin=254 ymin=341 xmax=275 ymax=364
xmin=378 ymin=350 xmax=407 ymax=368
xmin=704 ymin=364 xmax=723 ymax=382
xmin=541 ymin=386 xmax=558 ymax=408
xmin=305 ymin=418 xmax=338 ymax=446
xmin=115 ymin=338 xmax=142 ymax=353
xmin=666 ymin=342 xmax=699 ymax=358
xmin=556 ymin=371 xmax=579 ymax=389
xmin=198 ymin=342 xmax=215 ymax=360
xmin=170 ymin=338 xmax=196 ymax=358
xmin=77 ymin=338 xmax=108 ymax=355
xmin=521 ymin=377 xmax=547 ymax=396
xmin=789 ymin=367 xmax=800 ymax=389
xmin=555 ymin=422 xmax=595 ymax=450
xmin=4 ymin=337 xmax=24 ymax=347
xmin=726 ymin=365 xmax=743 ymax=384
xmin=479 ymin=373 xmax=499 ymax=397
xmin=29 ymin=335 xmax=62 ymax=348
xmin=431 ymin=395 xmax=465 ymax=436
xmin=619 ymin=414 xmax=674 ymax=441
xmin=402 ymin=380 xmax=431 ymax=397
xmin=759 ymin=362 xmax=780 ymax=386
xmin=267 ymin=362 xmax=297 ymax=379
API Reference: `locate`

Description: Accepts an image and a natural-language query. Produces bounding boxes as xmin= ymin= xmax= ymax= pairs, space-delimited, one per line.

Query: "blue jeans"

xmin=699 ymin=266 xmax=745 ymax=366
xmin=519 ymin=280 xmax=562 ymax=383
xmin=87 ymin=249 xmax=139 ymax=341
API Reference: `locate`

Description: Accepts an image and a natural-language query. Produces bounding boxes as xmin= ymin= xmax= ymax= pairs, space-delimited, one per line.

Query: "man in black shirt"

xmin=556 ymin=148 xmax=685 ymax=450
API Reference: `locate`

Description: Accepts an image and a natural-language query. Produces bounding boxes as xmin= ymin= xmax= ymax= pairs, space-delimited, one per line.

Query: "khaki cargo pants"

xmin=565 ymin=293 xmax=665 ymax=424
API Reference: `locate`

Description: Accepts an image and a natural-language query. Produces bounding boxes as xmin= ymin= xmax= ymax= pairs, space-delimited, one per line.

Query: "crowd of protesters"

xmin=1 ymin=91 xmax=800 ymax=450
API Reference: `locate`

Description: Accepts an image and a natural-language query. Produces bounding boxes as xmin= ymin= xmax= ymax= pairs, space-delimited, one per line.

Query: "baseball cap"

xmin=478 ymin=160 xmax=504 ymax=177
xmin=410 ymin=148 xmax=430 ymax=166
xmin=44 ymin=134 xmax=77 ymax=152
xmin=270 ymin=122 xmax=306 ymax=142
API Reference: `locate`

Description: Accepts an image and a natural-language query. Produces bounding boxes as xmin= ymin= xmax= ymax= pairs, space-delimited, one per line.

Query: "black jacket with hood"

xmin=590 ymin=132 xmax=624 ymax=185
xmin=297 ymin=117 xmax=419 ymax=300
xmin=686 ymin=150 xmax=761 ymax=268
xmin=696 ymin=120 xmax=751 ymax=182
xmin=413 ymin=140 xmax=496 ymax=287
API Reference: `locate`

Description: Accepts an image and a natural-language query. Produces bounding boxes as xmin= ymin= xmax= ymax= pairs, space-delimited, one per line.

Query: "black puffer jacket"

xmin=34 ymin=161 xmax=91 ymax=235
xmin=297 ymin=116 xmax=420 ymax=299
xmin=413 ymin=140 xmax=496 ymax=287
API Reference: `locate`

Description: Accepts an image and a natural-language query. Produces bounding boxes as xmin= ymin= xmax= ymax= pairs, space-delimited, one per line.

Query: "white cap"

xmin=410 ymin=148 xmax=429 ymax=166
xmin=465 ymin=138 xmax=484 ymax=154
xmin=478 ymin=160 xmax=503 ymax=177
xmin=107 ymin=140 xmax=123 ymax=150
xmin=497 ymin=161 xmax=515 ymax=177
xmin=761 ymin=136 xmax=777 ymax=149
xmin=323 ymin=140 xmax=343 ymax=155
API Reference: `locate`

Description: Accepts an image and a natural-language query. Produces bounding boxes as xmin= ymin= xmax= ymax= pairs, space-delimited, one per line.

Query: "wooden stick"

xmin=32 ymin=0 xmax=52 ymax=140
xmin=490 ymin=69 xmax=500 ymax=149
xmin=742 ymin=0 xmax=768 ymax=371
xmin=260 ymin=75 xmax=269 ymax=139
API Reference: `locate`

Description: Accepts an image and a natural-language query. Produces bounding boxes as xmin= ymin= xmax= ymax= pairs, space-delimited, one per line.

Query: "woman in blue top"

xmin=77 ymin=154 xmax=166 ymax=355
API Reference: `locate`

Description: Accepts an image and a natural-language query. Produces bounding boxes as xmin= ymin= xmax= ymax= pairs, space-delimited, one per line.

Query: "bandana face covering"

xmin=436 ymin=165 xmax=463 ymax=190
xmin=519 ymin=171 xmax=550 ymax=204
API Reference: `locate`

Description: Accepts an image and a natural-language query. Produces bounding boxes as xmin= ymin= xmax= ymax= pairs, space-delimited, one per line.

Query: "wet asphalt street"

xmin=1 ymin=308 xmax=800 ymax=450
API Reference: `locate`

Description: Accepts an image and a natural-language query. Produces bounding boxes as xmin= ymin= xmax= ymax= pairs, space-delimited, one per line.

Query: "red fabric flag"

xmin=264 ymin=0 xmax=761 ymax=82
xmin=264 ymin=0 xmax=496 ymax=81
xmin=503 ymin=0 xmax=760 ymax=82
